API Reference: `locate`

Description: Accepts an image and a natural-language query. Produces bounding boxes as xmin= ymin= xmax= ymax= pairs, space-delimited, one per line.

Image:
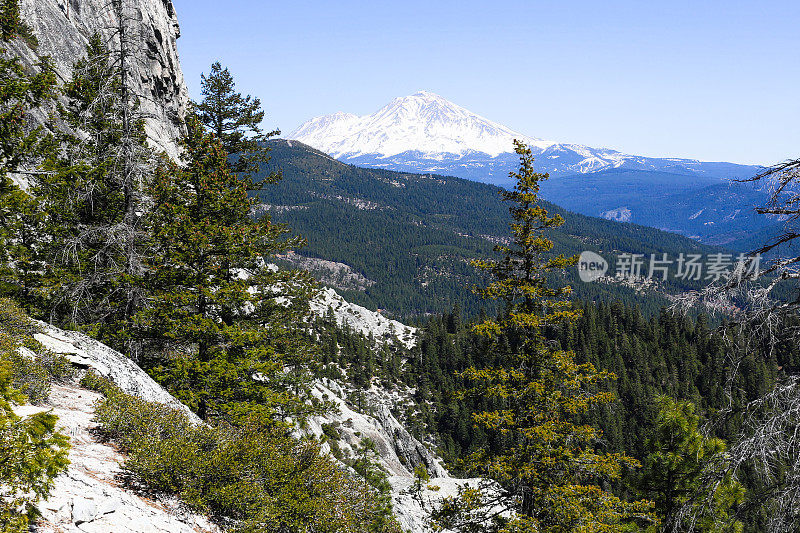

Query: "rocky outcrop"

xmin=15 ymin=313 xmax=476 ymax=533
xmin=33 ymin=322 xmax=200 ymax=423
xmin=306 ymin=379 xmax=447 ymax=479
xmin=15 ymin=0 xmax=188 ymax=159
xmin=19 ymin=386 xmax=218 ymax=533
xmin=17 ymin=324 xmax=213 ymax=531
xmin=26 ymin=321 xmax=463 ymax=532
xmin=305 ymin=379 xmax=486 ymax=532
xmin=311 ymin=287 xmax=418 ymax=349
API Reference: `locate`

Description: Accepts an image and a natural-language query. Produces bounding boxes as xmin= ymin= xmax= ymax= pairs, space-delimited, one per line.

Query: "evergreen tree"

xmin=195 ymin=61 xmax=279 ymax=182
xmin=137 ymin=115 xmax=324 ymax=425
xmin=0 ymin=0 xmax=56 ymax=311
xmin=0 ymin=0 xmax=35 ymax=44
xmin=638 ymin=397 xmax=744 ymax=533
xmin=0 ymin=308 xmax=70 ymax=532
xmin=432 ymin=141 xmax=655 ymax=532
xmin=38 ymin=33 xmax=153 ymax=350
xmin=0 ymin=187 xmax=48 ymax=313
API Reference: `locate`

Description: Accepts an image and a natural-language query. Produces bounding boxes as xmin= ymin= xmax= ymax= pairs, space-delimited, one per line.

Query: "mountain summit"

xmin=290 ymin=90 xmax=551 ymax=159
xmin=288 ymin=91 xmax=758 ymax=185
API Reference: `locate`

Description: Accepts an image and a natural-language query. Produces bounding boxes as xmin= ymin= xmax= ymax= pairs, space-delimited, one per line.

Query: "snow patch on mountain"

xmin=288 ymin=91 xmax=759 ymax=183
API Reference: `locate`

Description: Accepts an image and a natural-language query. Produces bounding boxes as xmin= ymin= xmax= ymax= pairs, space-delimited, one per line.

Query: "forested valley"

xmin=1 ymin=1 xmax=800 ymax=532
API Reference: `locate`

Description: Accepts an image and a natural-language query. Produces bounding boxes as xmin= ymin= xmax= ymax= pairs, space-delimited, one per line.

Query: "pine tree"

xmin=432 ymin=141 xmax=655 ymax=532
xmin=0 ymin=0 xmax=56 ymax=311
xmin=0 ymin=187 xmax=49 ymax=313
xmin=0 ymin=306 xmax=70 ymax=532
xmin=195 ymin=61 xmax=279 ymax=183
xmin=137 ymin=115 xmax=324 ymax=425
xmin=38 ymin=33 xmax=153 ymax=350
xmin=638 ymin=397 xmax=744 ymax=533
xmin=0 ymin=0 xmax=35 ymax=44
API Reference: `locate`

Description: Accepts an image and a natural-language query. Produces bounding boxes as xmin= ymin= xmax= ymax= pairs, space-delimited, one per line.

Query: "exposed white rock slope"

xmin=311 ymin=287 xmax=418 ymax=349
xmin=306 ymin=379 xmax=482 ymax=533
xmin=21 ymin=386 xmax=218 ymax=533
xmin=22 ymin=319 xmax=471 ymax=532
xmin=21 ymin=324 xmax=213 ymax=532
xmin=33 ymin=323 xmax=199 ymax=423
xmin=307 ymin=379 xmax=447 ymax=479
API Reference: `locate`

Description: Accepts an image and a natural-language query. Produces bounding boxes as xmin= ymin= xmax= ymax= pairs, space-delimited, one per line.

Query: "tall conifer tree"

xmin=138 ymin=115 xmax=323 ymax=425
xmin=38 ymin=34 xmax=153 ymax=349
xmin=432 ymin=141 xmax=655 ymax=532
xmin=639 ymin=397 xmax=744 ymax=533
xmin=0 ymin=1 xmax=56 ymax=311
xmin=195 ymin=61 xmax=280 ymax=183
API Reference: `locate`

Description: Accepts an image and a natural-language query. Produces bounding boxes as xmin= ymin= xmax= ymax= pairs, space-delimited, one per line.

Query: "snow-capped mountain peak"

xmin=289 ymin=90 xmax=553 ymax=159
xmin=288 ymin=91 xmax=759 ymax=185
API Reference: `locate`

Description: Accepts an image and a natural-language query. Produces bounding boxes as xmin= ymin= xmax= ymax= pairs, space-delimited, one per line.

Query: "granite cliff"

xmin=14 ymin=0 xmax=188 ymax=159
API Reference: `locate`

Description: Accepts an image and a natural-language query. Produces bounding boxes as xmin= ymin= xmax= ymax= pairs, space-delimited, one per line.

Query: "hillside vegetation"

xmin=260 ymin=140 xmax=726 ymax=318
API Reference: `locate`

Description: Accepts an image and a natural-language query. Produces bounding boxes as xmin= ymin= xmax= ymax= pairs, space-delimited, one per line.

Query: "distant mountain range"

xmin=258 ymin=139 xmax=728 ymax=318
xmin=288 ymin=90 xmax=761 ymax=187
xmin=539 ymin=168 xmax=781 ymax=248
xmin=287 ymin=91 xmax=782 ymax=248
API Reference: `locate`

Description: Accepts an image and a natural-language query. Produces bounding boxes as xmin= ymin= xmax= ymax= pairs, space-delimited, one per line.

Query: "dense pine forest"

xmin=259 ymin=140 xmax=728 ymax=318
xmin=2 ymin=1 xmax=800 ymax=532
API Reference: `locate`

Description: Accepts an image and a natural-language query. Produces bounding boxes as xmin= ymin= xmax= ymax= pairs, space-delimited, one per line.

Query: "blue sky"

xmin=171 ymin=0 xmax=799 ymax=165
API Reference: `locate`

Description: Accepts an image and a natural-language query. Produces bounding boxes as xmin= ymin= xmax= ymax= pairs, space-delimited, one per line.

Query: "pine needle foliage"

xmin=38 ymin=33 xmax=154 ymax=349
xmin=638 ymin=397 xmax=744 ymax=533
xmin=0 ymin=300 xmax=70 ymax=532
xmin=137 ymin=115 xmax=325 ymax=425
xmin=0 ymin=0 xmax=35 ymax=45
xmin=0 ymin=2 xmax=56 ymax=312
xmin=86 ymin=374 xmax=401 ymax=533
xmin=432 ymin=141 xmax=656 ymax=533
xmin=195 ymin=61 xmax=280 ymax=183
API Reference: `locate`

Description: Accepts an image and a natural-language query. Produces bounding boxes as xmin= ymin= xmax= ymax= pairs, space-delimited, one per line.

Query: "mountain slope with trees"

xmin=259 ymin=139 xmax=728 ymax=318
xmin=0 ymin=3 xmax=404 ymax=529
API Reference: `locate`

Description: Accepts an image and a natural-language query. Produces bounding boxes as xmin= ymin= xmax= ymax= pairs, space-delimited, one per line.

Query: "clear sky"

xmin=171 ymin=0 xmax=799 ymax=165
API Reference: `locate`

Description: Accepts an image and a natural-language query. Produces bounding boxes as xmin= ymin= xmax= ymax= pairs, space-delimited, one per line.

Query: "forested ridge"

xmin=260 ymin=140 xmax=729 ymax=318
xmin=1 ymin=1 xmax=800 ymax=532
xmin=316 ymin=255 xmax=798 ymax=532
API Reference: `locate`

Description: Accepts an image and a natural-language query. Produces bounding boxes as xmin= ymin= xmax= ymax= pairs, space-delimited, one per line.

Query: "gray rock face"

xmin=15 ymin=0 xmax=188 ymax=159
xmin=308 ymin=380 xmax=447 ymax=479
xmin=306 ymin=380 xmax=459 ymax=532
xmin=33 ymin=321 xmax=201 ymax=424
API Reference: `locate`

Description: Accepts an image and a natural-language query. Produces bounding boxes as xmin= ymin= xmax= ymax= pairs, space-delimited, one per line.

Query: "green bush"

xmin=79 ymin=370 xmax=115 ymax=395
xmin=92 ymin=386 xmax=402 ymax=533
xmin=0 ymin=302 xmax=70 ymax=532
xmin=321 ymin=421 xmax=340 ymax=441
xmin=0 ymin=298 xmax=74 ymax=403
